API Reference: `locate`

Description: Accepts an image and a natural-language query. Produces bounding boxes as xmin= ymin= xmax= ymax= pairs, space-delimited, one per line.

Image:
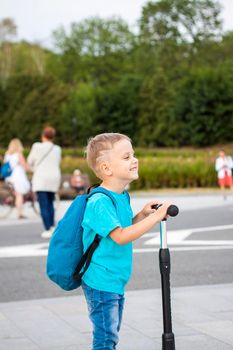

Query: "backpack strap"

xmin=73 ymin=234 xmax=101 ymax=280
xmin=88 ymin=186 xmax=130 ymax=204
xmin=73 ymin=187 xmax=130 ymax=281
xmin=87 ymin=187 xmax=117 ymax=206
xmin=36 ymin=145 xmax=54 ymax=168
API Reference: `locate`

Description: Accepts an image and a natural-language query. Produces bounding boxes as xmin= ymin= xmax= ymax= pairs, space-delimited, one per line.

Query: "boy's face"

xmin=101 ymin=139 xmax=138 ymax=183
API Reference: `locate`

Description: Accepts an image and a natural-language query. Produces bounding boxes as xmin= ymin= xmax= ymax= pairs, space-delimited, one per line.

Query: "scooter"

xmin=152 ymin=204 xmax=179 ymax=350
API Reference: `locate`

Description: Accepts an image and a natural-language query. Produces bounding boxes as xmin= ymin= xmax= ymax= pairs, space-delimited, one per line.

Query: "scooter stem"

xmin=159 ymin=217 xmax=176 ymax=350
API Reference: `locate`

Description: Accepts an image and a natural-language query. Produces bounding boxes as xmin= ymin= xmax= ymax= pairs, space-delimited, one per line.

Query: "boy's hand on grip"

xmin=141 ymin=201 xmax=164 ymax=217
xmin=151 ymin=202 xmax=172 ymax=220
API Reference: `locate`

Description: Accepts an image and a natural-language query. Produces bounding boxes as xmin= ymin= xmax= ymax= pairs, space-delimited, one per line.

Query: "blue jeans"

xmin=82 ymin=282 xmax=125 ymax=350
xmin=36 ymin=191 xmax=55 ymax=230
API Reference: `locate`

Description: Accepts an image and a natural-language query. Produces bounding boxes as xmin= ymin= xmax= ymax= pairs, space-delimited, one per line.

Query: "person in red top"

xmin=215 ymin=150 xmax=233 ymax=198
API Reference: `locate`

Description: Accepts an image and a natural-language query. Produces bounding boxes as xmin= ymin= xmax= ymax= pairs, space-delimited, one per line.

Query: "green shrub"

xmin=129 ymin=157 xmax=217 ymax=190
xmin=60 ymin=154 xmax=218 ymax=189
xmin=0 ymin=146 xmax=223 ymax=189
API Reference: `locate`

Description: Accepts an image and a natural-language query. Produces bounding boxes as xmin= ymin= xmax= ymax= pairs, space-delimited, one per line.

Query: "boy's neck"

xmin=100 ymin=180 xmax=128 ymax=194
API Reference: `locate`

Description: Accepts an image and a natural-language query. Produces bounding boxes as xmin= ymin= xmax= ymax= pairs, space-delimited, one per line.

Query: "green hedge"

xmin=131 ymin=157 xmax=216 ymax=189
xmin=61 ymin=155 xmax=217 ymax=189
xmin=0 ymin=147 xmax=221 ymax=189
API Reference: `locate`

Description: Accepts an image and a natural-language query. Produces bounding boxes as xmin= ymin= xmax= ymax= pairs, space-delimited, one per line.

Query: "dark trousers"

xmin=37 ymin=191 xmax=55 ymax=230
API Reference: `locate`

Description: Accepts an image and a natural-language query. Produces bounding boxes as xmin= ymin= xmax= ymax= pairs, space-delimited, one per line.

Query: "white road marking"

xmin=144 ymin=224 xmax=233 ymax=246
xmin=0 ymin=224 xmax=233 ymax=258
xmin=145 ymin=230 xmax=191 ymax=245
xmin=143 ymin=224 xmax=233 ymax=239
xmin=0 ymin=241 xmax=233 ymax=258
xmin=134 ymin=246 xmax=233 ymax=253
xmin=0 ymin=218 xmax=40 ymax=226
xmin=0 ymin=243 xmax=49 ymax=258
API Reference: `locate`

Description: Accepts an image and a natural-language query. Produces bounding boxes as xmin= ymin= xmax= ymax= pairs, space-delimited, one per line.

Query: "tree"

xmin=0 ymin=75 xmax=69 ymax=145
xmin=52 ymin=17 xmax=135 ymax=84
xmin=0 ymin=18 xmax=17 ymax=81
xmin=175 ymin=67 xmax=233 ymax=146
xmin=59 ymin=83 xmax=98 ymax=145
xmin=138 ymin=0 xmax=223 ymax=75
xmin=139 ymin=0 xmax=222 ymax=45
xmin=0 ymin=81 xmax=6 ymax=115
xmin=0 ymin=18 xmax=17 ymax=43
xmin=95 ymin=75 xmax=142 ymax=140
xmin=137 ymin=68 xmax=177 ymax=146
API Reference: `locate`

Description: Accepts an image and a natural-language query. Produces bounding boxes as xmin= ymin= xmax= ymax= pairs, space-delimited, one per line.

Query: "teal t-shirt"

xmin=81 ymin=188 xmax=133 ymax=294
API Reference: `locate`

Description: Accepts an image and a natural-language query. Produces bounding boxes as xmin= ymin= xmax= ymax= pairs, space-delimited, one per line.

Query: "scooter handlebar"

xmin=151 ymin=204 xmax=179 ymax=217
xmin=167 ymin=205 xmax=179 ymax=217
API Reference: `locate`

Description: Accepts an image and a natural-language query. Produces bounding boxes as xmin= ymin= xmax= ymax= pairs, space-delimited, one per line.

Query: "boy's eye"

xmin=124 ymin=156 xmax=130 ymax=160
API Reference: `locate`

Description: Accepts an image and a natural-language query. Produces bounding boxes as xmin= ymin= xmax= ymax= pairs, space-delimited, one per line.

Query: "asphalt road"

xmin=0 ymin=203 xmax=233 ymax=302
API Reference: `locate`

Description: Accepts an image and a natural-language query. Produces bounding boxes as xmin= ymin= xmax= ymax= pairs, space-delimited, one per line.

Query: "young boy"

xmin=82 ymin=133 xmax=171 ymax=350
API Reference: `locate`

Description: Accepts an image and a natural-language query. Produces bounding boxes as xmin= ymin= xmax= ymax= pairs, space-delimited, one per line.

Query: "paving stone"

xmin=175 ymin=334 xmax=233 ymax=350
xmin=119 ymin=324 xmax=161 ymax=350
xmin=0 ymin=337 xmax=39 ymax=350
xmin=0 ymin=318 xmax=24 ymax=339
xmin=1 ymin=304 xmax=88 ymax=348
xmin=43 ymin=343 xmax=91 ymax=350
xmin=190 ymin=320 xmax=233 ymax=346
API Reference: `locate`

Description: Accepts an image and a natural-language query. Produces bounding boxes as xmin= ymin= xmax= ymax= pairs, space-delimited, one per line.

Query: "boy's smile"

xmin=130 ymin=165 xmax=138 ymax=172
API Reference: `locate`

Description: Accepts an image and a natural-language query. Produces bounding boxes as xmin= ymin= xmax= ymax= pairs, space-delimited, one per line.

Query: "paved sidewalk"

xmin=0 ymin=283 xmax=233 ymax=349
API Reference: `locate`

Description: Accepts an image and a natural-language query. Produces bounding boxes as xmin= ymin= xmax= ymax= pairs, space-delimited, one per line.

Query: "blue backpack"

xmin=0 ymin=161 xmax=12 ymax=179
xmin=47 ymin=187 xmax=128 ymax=291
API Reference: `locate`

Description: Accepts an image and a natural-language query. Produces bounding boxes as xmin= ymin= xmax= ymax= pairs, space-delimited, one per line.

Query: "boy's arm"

xmin=110 ymin=203 xmax=170 ymax=245
xmin=133 ymin=211 xmax=145 ymax=224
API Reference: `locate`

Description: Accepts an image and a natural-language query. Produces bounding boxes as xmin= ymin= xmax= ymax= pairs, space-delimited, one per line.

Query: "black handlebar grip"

xmin=151 ymin=204 xmax=179 ymax=217
xmin=167 ymin=205 xmax=179 ymax=217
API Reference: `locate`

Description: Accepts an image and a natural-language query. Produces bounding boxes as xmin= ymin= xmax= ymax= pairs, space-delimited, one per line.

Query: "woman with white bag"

xmin=27 ymin=127 xmax=61 ymax=238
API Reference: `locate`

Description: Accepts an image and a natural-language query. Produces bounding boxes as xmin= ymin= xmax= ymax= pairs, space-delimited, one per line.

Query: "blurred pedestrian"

xmin=27 ymin=126 xmax=61 ymax=238
xmin=215 ymin=150 xmax=233 ymax=199
xmin=4 ymin=138 xmax=31 ymax=219
xmin=70 ymin=168 xmax=85 ymax=194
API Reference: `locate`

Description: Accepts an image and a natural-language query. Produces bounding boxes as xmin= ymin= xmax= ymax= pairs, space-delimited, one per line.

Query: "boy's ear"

xmin=100 ymin=162 xmax=112 ymax=176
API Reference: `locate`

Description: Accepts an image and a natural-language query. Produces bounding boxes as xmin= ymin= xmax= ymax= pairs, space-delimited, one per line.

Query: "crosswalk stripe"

xmin=134 ymin=246 xmax=233 ymax=253
xmin=0 ymin=224 xmax=233 ymax=258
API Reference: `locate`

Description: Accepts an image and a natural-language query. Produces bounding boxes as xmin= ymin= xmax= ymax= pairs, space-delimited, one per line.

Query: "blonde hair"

xmin=86 ymin=133 xmax=131 ymax=174
xmin=6 ymin=138 xmax=24 ymax=154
